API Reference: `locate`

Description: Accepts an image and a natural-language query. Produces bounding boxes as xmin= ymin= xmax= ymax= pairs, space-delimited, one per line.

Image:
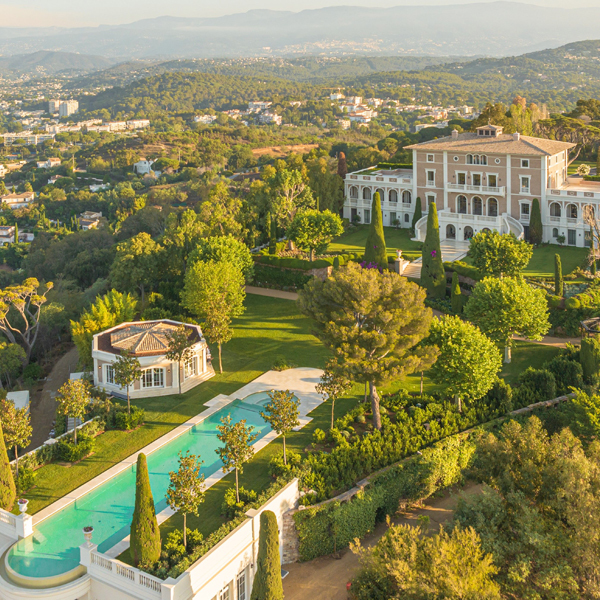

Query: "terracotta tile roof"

xmin=405 ymin=132 xmax=575 ymax=156
xmin=97 ymin=321 xmax=201 ymax=356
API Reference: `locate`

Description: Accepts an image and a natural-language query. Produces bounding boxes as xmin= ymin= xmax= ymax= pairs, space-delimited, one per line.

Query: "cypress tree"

xmin=363 ymin=192 xmax=387 ymax=269
xmin=554 ymin=254 xmax=563 ymax=296
xmin=0 ymin=421 xmax=16 ymax=511
xmin=130 ymin=453 xmax=161 ymax=567
xmin=529 ymin=198 xmax=543 ymax=245
xmin=250 ymin=510 xmax=283 ymax=600
xmin=593 ymin=258 xmax=597 ymax=276
xmin=421 ymin=202 xmax=446 ymax=297
xmin=337 ymin=151 xmax=347 ymax=179
xmin=451 ymin=271 xmax=463 ymax=313
xmin=13 ymin=223 xmax=18 ymax=244
xmin=333 ymin=256 xmax=340 ymax=270
xmin=581 ymin=337 xmax=600 ymax=384
xmin=412 ymin=197 xmax=423 ymax=233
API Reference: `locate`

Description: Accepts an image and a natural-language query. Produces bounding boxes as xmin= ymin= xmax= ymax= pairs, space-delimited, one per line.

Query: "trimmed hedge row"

xmin=256 ymin=253 xmax=358 ymax=271
xmin=376 ymin=162 xmax=413 ymax=170
xmin=294 ymin=434 xmax=475 ymax=561
xmin=443 ymin=260 xmax=482 ymax=281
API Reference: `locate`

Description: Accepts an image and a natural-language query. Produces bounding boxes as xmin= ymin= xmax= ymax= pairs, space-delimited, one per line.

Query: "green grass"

xmin=23 ymin=295 xmax=330 ymax=517
xmin=328 ymin=225 xmax=422 ymax=259
xmin=524 ymin=244 xmax=588 ymax=278
xmin=500 ymin=340 xmax=562 ymax=385
xmin=567 ymin=160 xmax=595 ymax=176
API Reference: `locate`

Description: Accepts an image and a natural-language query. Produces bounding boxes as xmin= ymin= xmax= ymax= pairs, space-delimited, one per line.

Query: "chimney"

xmin=513 ymin=132 xmax=521 ymax=141
xmin=451 ymin=129 xmax=459 ymax=140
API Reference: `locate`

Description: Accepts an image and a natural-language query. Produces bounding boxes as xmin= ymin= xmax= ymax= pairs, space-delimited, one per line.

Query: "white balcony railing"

xmin=446 ymin=183 xmax=506 ymax=196
xmin=520 ymin=215 xmax=530 ymax=224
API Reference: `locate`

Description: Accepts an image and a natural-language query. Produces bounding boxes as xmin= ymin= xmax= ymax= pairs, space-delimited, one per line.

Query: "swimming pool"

xmin=6 ymin=394 xmax=273 ymax=582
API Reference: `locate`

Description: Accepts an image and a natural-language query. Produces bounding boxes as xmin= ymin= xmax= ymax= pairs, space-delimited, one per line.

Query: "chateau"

xmin=343 ymin=124 xmax=597 ymax=248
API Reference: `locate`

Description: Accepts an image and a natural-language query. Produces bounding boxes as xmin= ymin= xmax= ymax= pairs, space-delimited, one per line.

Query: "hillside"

xmin=0 ymin=50 xmax=114 ymax=75
xmin=3 ymin=3 xmax=600 ymax=60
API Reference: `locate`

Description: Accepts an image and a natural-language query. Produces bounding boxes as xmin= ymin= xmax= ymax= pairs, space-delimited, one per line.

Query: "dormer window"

xmin=476 ymin=124 xmax=503 ymax=137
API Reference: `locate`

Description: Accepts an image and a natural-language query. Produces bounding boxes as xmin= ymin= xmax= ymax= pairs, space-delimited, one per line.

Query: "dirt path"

xmin=28 ymin=347 xmax=79 ymax=449
xmin=282 ymin=483 xmax=483 ymax=600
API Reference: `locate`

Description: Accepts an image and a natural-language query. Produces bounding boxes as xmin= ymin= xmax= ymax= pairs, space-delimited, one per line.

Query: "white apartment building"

xmin=194 ymin=114 xmax=218 ymax=125
xmin=1 ymin=132 xmax=55 ymax=145
xmin=127 ymin=119 xmax=150 ymax=129
xmin=59 ymin=100 xmax=79 ymax=117
xmin=343 ymin=124 xmax=595 ymax=248
xmin=258 ymin=112 xmax=282 ymax=125
xmin=48 ymin=99 xmax=61 ymax=113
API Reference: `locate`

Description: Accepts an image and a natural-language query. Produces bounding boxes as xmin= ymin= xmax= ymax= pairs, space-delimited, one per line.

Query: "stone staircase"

xmin=402 ymin=242 xmax=468 ymax=280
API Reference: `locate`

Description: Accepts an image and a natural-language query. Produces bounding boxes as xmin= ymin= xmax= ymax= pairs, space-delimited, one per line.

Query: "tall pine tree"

xmin=130 ymin=453 xmax=161 ymax=567
xmin=250 ymin=510 xmax=284 ymax=600
xmin=0 ymin=421 xmax=16 ymax=511
xmin=363 ymin=192 xmax=387 ymax=269
xmin=554 ymin=254 xmax=563 ymax=297
xmin=529 ymin=198 xmax=543 ymax=245
xmin=421 ymin=202 xmax=446 ymax=297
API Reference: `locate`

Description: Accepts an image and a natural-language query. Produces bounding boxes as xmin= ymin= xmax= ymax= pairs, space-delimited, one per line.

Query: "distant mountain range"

xmin=3 ymin=2 xmax=600 ymax=60
xmin=0 ymin=50 xmax=115 ymax=75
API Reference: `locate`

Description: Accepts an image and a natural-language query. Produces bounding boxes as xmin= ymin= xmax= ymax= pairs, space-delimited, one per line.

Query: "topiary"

xmin=565 ymin=297 xmax=581 ymax=310
xmin=581 ymin=337 xmax=600 ymax=384
xmin=130 ymin=453 xmax=161 ymax=567
xmin=554 ymin=254 xmax=563 ymax=297
xmin=250 ymin=510 xmax=284 ymax=600
xmin=529 ymin=198 xmax=543 ymax=245
xmin=421 ymin=202 xmax=446 ymax=298
xmin=363 ymin=192 xmax=387 ymax=269
xmin=450 ymin=271 xmax=462 ymax=314
xmin=0 ymin=421 xmax=16 ymax=511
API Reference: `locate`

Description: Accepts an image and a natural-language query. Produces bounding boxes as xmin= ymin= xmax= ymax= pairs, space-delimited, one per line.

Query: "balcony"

xmin=520 ymin=214 xmax=530 ymax=224
xmin=446 ymin=183 xmax=506 ymax=196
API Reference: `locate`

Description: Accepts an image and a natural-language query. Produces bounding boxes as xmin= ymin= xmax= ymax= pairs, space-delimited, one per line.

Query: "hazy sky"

xmin=3 ymin=0 xmax=600 ymax=27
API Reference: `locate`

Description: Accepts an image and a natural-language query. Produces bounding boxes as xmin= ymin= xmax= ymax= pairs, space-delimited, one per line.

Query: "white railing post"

xmin=14 ymin=513 xmax=32 ymax=538
xmin=80 ymin=543 xmax=98 ymax=568
xmin=161 ymin=578 xmax=177 ymax=600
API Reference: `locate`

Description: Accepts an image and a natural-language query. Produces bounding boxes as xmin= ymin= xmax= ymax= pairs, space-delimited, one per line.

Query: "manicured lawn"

xmin=328 ymin=225 xmax=422 ymax=260
xmin=500 ymin=340 xmax=561 ymax=385
xmin=524 ymin=244 xmax=588 ymax=278
xmin=567 ymin=160 xmax=595 ymax=176
xmin=22 ymin=295 xmax=330 ymax=516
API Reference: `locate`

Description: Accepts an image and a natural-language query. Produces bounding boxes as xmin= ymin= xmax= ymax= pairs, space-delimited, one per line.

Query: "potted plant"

xmin=17 ymin=499 xmax=28 ymax=514
xmin=83 ymin=525 xmax=94 ymax=543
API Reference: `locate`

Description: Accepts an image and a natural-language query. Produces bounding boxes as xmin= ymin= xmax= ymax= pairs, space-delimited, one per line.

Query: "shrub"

xmin=565 ymin=297 xmax=581 ymax=310
xmin=513 ymin=368 xmax=556 ymax=408
xmin=444 ymin=260 xmax=482 ymax=281
xmin=544 ymin=354 xmax=584 ymax=395
xmin=271 ymin=356 xmax=297 ymax=371
xmin=450 ymin=271 xmax=463 ymax=314
xmin=221 ymin=486 xmax=257 ymax=519
xmin=548 ymin=295 xmax=563 ymax=309
xmin=313 ymin=428 xmax=326 ymax=443
xmin=22 ymin=363 xmax=43 ymax=383
xmin=114 ymin=407 xmax=145 ymax=430
xmin=581 ymin=337 xmax=600 ymax=384
xmin=252 ymin=264 xmax=311 ymax=290
xmin=15 ymin=466 xmax=35 ymax=492
xmin=476 ymin=378 xmax=513 ymax=417
xmin=268 ymin=450 xmax=302 ymax=479
xmin=56 ymin=436 xmax=95 ymax=462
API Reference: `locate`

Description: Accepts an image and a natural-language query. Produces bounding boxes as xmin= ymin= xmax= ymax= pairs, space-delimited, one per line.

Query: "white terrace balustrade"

xmin=446 ymin=183 xmax=506 ymax=196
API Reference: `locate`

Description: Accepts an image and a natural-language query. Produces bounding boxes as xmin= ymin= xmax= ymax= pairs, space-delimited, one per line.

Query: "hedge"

xmin=252 ymin=264 xmax=311 ymax=290
xmin=376 ymin=162 xmax=413 ymax=170
xmin=584 ymin=175 xmax=600 ymax=182
xmin=256 ymin=253 xmax=357 ymax=271
xmin=443 ymin=260 xmax=482 ymax=281
xmin=293 ymin=434 xmax=475 ymax=561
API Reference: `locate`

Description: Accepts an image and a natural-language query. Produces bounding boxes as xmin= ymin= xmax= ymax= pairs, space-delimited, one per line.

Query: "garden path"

xmin=282 ymin=482 xmax=483 ymax=600
xmin=28 ymin=346 xmax=79 ymax=449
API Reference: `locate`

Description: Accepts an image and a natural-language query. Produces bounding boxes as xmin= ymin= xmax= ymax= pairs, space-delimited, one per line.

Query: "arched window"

xmin=473 ymin=196 xmax=483 ymax=215
xmin=488 ymin=197 xmax=498 ymax=217
xmin=466 ymin=154 xmax=473 ymax=165
xmin=550 ymin=202 xmax=561 ymax=217
xmin=464 ymin=226 xmax=474 ymax=240
xmin=457 ymin=195 xmax=467 ymax=214
xmin=389 ymin=189 xmax=398 ymax=203
xmin=473 ymin=155 xmax=481 ymax=165
xmin=480 ymin=155 xmax=488 ymax=166
xmin=375 ymin=188 xmax=385 ymax=202
xmin=349 ymin=186 xmax=358 ymax=199
xmin=567 ymin=203 xmax=578 ymax=219
xmin=363 ymin=188 xmax=372 ymax=201
xmin=402 ymin=190 xmax=411 ymax=204
xmin=553 ymin=228 xmax=559 ymax=238
xmin=404 ymin=213 xmax=409 ymax=223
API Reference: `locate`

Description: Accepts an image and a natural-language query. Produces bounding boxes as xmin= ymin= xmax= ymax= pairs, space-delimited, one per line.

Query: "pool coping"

xmin=25 ymin=367 xmax=324 ymax=560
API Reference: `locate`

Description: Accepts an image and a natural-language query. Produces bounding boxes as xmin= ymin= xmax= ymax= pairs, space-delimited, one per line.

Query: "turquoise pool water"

xmin=7 ymin=394 xmax=273 ymax=579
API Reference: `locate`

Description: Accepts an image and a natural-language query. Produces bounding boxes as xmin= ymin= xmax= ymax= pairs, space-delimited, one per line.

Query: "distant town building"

xmin=78 ymin=211 xmax=102 ymax=230
xmin=48 ymin=99 xmax=61 ymax=113
xmin=59 ymin=100 xmax=79 ymax=117
xmin=1 ymin=132 xmax=55 ymax=145
xmin=414 ymin=121 xmax=450 ymax=132
xmin=0 ymin=226 xmax=15 ymax=245
xmin=133 ymin=159 xmax=156 ymax=176
xmin=258 ymin=113 xmax=282 ymax=125
xmin=1 ymin=191 xmax=35 ymax=209
xmin=330 ymin=92 xmax=345 ymax=101
xmin=108 ymin=121 xmax=127 ymax=132
xmin=194 ymin=115 xmax=218 ymax=125
xmin=0 ymin=164 xmax=7 ymax=178
xmin=337 ymin=119 xmax=351 ymax=130
xmin=248 ymin=101 xmax=272 ymax=112
xmin=126 ymin=119 xmax=150 ymax=130
xmin=36 ymin=157 xmax=61 ymax=169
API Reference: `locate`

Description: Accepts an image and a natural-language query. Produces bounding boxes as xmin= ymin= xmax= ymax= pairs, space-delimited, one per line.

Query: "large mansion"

xmin=343 ymin=124 xmax=597 ymax=247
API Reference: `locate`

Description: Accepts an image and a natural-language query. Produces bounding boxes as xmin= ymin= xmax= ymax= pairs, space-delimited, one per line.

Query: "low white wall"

xmin=164 ymin=478 xmax=299 ymax=600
